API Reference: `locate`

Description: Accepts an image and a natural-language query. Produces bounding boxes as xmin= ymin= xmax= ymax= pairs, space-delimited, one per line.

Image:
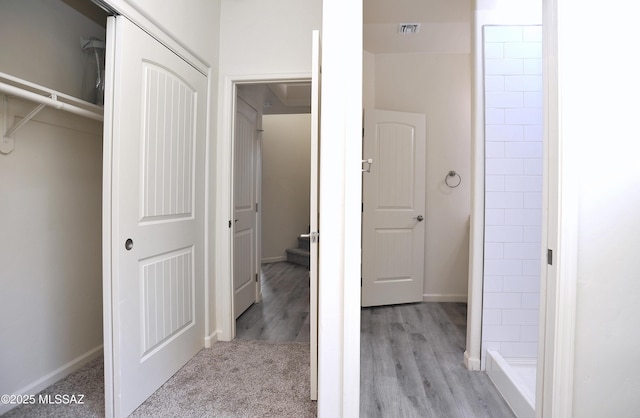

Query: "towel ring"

xmin=445 ymin=170 xmax=461 ymax=188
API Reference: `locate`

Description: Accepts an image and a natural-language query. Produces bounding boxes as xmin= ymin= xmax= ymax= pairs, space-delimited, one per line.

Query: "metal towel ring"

xmin=445 ymin=170 xmax=461 ymax=188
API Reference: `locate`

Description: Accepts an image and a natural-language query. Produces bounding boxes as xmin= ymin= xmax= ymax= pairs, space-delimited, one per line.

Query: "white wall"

xmin=125 ymin=0 xmax=220 ymax=66
xmin=363 ymin=51 xmax=375 ymax=109
xmin=372 ymin=52 xmax=472 ymax=300
xmin=481 ymin=25 xmax=543 ymax=361
xmin=0 ymin=0 xmax=104 ymax=408
xmin=261 ymin=114 xmax=311 ymax=262
xmin=218 ymin=0 xmax=322 ymax=76
xmin=552 ymin=1 xmax=640 ymax=415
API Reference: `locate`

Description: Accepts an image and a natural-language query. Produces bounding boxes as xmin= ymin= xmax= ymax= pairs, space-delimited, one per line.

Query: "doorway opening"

xmin=360 ymin=1 xmax=544 ymax=417
xmin=231 ymin=82 xmax=313 ymax=341
xmin=225 ymin=78 xmax=318 ymax=402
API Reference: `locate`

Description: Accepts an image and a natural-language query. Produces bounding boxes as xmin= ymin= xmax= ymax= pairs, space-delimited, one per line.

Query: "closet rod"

xmin=0 ymin=82 xmax=103 ymax=122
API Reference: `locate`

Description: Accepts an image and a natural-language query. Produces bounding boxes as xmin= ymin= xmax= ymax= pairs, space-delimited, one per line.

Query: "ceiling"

xmin=238 ymin=84 xmax=312 ymax=115
xmin=364 ymin=0 xmax=472 ymax=54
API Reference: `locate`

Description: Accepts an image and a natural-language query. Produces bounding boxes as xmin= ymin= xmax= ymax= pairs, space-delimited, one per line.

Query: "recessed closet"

xmin=0 ymin=0 xmax=107 ymax=413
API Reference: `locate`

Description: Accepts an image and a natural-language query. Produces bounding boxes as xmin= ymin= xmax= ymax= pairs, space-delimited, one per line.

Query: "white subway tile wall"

xmin=482 ymin=25 xmax=542 ymax=361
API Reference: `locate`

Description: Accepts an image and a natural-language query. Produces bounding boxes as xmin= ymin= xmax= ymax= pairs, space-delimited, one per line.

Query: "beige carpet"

xmin=5 ymin=340 xmax=316 ymax=418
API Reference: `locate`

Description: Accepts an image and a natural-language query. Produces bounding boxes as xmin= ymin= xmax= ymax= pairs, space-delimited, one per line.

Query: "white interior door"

xmin=233 ymin=97 xmax=258 ymax=318
xmin=308 ymin=30 xmax=321 ymax=401
xmin=362 ymin=109 xmax=426 ymax=307
xmin=104 ymin=16 xmax=207 ymax=417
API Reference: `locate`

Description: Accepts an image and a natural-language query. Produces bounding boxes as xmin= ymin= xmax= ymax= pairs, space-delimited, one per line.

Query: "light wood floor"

xmin=361 ymin=302 xmax=515 ymax=418
xmin=237 ymin=262 xmax=515 ymax=417
xmin=236 ymin=261 xmax=310 ymax=342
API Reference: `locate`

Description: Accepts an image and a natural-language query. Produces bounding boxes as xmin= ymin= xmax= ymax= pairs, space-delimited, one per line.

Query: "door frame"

xmin=101 ymin=3 xmax=214 ymax=417
xmin=214 ymin=73 xmax=311 ymax=342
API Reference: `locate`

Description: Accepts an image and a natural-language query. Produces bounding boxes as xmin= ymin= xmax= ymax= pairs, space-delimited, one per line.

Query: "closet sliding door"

xmin=103 ymin=16 xmax=207 ymax=417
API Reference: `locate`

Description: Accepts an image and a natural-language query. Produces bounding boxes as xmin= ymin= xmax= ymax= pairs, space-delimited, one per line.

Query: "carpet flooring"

xmin=4 ymin=340 xmax=315 ymax=418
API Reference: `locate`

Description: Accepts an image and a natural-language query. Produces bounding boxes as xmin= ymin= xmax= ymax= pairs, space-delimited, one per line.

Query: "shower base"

xmin=486 ymin=350 xmax=536 ymax=418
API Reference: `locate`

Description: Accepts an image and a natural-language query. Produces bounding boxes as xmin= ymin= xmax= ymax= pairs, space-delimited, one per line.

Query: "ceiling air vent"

xmin=398 ymin=23 xmax=421 ymax=34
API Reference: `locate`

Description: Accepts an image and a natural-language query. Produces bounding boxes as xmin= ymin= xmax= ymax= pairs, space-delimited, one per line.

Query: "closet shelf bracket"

xmin=5 ymin=101 xmax=47 ymax=139
xmin=0 ymin=71 xmax=104 ymax=155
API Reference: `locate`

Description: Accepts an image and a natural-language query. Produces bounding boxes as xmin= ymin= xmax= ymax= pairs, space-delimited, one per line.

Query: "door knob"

xmin=125 ymin=238 xmax=133 ymax=250
xmin=415 ymin=215 xmax=424 ymax=222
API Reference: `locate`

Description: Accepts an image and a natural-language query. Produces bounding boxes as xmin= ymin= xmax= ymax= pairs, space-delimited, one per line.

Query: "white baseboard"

xmin=0 ymin=345 xmax=103 ymax=415
xmin=422 ymin=293 xmax=468 ymax=303
xmin=261 ymin=256 xmax=286 ymax=264
xmin=204 ymin=330 xmax=220 ymax=348
xmin=464 ymin=350 xmax=481 ymax=371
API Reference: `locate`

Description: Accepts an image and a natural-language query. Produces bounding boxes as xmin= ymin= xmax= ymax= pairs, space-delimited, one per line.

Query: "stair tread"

xmin=286 ymin=247 xmax=310 ymax=256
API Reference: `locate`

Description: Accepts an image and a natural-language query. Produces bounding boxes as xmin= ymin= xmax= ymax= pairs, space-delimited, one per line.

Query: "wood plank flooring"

xmin=361 ymin=302 xmax=515 ymax=418
xmin=236 ymin=262 xmax=310 ymax=342
xmin=237 ymin=262 xmax=515 ymax=417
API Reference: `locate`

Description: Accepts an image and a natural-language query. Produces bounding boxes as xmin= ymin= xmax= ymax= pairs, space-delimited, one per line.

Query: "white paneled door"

xmin=362 ymin=109 xmax=426 ymax=307
xmin=104 ymin=16 xmax=206 ymax=417
xmin=233 ymin=97 xmax=258 ymax=318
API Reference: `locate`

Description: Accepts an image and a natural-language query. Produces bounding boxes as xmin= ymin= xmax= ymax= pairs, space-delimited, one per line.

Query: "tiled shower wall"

xmin=482 ymin=25 xmax=542 ymax=361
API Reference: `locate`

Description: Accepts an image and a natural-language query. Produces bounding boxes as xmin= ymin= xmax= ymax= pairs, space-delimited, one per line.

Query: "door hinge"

xmin=256 ymin=203 xmax=259 ymax=212
xmin=547 ymin=249 xmax=553 ymax=265
xmin=228 ymin=220 xmax=232 ymax=228
xmin=255 ymin=273 xmax=258 ymax=282
xmin=361 ymin=203 xmax=364 ymax=213
xmin=361 ymin=277 xmax=363 ymax=287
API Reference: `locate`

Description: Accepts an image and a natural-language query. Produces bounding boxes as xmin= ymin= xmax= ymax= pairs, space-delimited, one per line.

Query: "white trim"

xmin=101 ymin=16 xmax=117 ymax=418
xmin=464 ymin=350 xmax=481 ymax=371
xmin=215 ymin=73 xmax=312 ymax=343
xmin=0 ymin=345 xmax=103 ymax=415
xmin=466 ymin=5 xmax=487 ymax=373
xmin=537 ymin=1 xmax=577 ymax=416
xmin=261 ymin=256 xmax=287 ymax=264
xmin=256 ymin=123 xmax=263 ymax=303
xmin=317 ymin=0 xmax=361 ymax=415
xmin=204 ymin=331 xmax=219 ymax=348
xmin=214 ymin=75 xmax=235 ymax=342
xmin=422 ymin=293 xmax=468 ymax=303
xmin=203 ymin=67 xmax=212 ymax=356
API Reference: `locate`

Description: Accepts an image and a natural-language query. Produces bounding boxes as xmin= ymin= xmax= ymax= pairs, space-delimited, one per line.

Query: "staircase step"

xmin=298 ymin=235 xmax=311 ymax=251
xmin=286 ymin=247 xmax=310 ymax=268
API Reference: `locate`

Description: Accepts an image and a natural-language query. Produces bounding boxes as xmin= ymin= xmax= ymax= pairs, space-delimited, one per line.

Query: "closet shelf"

xmin=1 ymin=71 xmax=103 ymax=154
